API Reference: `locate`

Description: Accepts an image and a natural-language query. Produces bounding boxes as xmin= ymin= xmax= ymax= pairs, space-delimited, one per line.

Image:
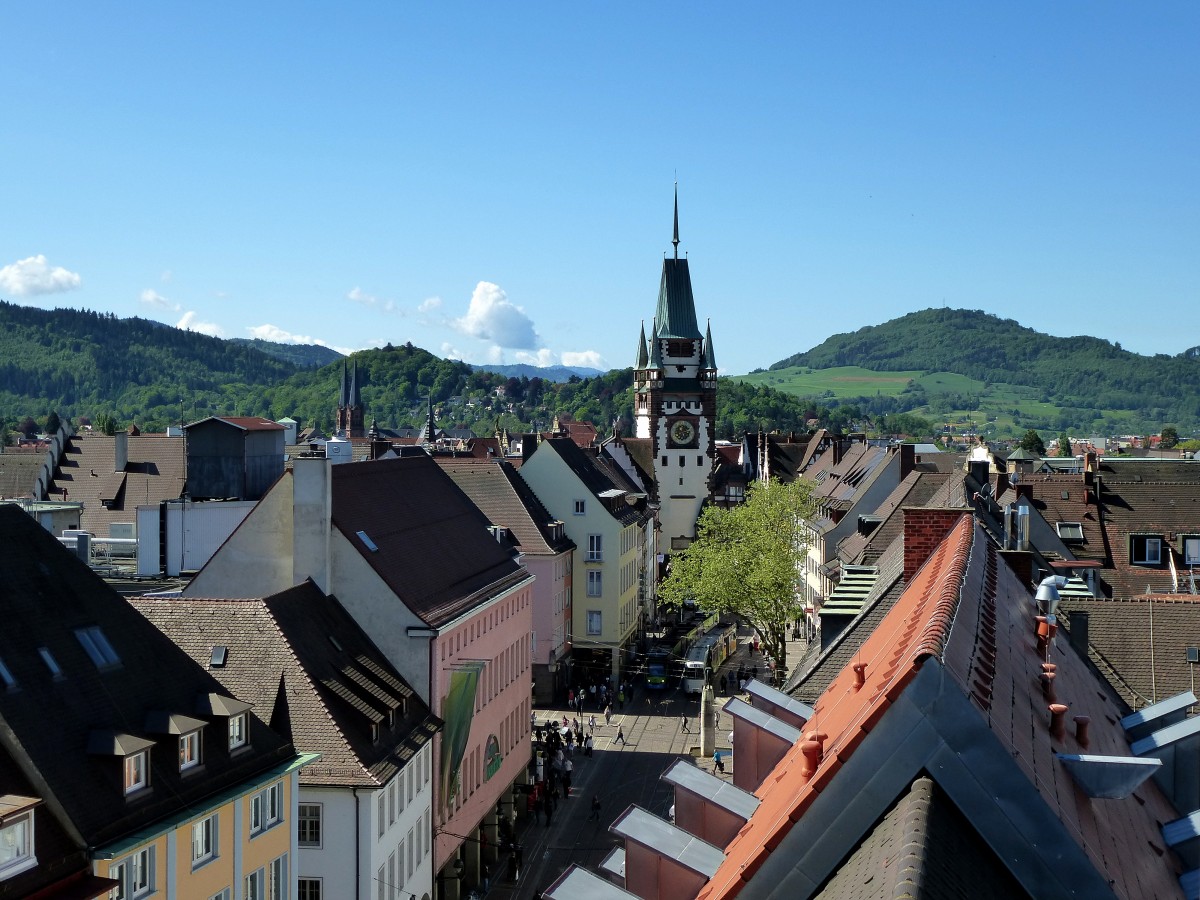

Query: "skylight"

xmin=1056 ymin=522 xmax=1085 ymax=543
xmin=75 ymin=626 xmax=121 ymax=669
xmin=37 ymin=647 xmax=63 ymax=679
xmin=0 ymin=655 xmax=15 ymax=690
xmin=210 ymin=646 xmax=228 ymax=668
xmin=356 ymin=530 xmax=379 ymax=552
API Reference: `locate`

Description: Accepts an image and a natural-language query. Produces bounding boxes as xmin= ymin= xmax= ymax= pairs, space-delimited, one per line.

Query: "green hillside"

xmin=0 ymin=303 xmax=815 ymax=441
xmin=758 ymin=308 xmax=1200 ymax=437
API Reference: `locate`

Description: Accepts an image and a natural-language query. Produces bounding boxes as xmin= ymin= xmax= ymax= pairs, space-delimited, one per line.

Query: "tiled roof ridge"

xmin=258 ymin=590 xmax=378 ymax=784
xmin=909 ymin=516 xmax=974 ymax=664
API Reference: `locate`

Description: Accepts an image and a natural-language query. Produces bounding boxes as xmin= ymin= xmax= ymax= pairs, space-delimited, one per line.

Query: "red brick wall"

xmin=904 ymin=508 xmax=969 ymax=582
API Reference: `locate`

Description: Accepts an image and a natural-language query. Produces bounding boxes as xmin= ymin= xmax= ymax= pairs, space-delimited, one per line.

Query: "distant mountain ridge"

xmin=467 ymin=363 xmax=603 ymax=382
xmin=228 ymin=337 xmax=343 ymax=368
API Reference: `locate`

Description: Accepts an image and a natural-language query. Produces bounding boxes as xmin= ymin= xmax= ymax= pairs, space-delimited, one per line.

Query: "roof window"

xmin=0 ymin=656 xmax=15 ymax=691
xmin=37 ymin=648 xmax=63 ymax=680
xmin=1130 ymin=534 xmax=1163 ymax=565
xmin=1056 ymin=522 xmax=1084 ymax=543
xmin=75 ymin=626 xmax=121 ymax=669
xmin=210 ymin=646 xmax=227 ymax=668
xmin=356 ymin=530 xmax=379 ymax=552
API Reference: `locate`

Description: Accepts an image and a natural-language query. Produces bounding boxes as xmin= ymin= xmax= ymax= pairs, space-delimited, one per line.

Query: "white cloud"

xmin=140 ymin=288 xmax=180 ymax=311
xmin=452 ymin=281 xmax=539 ymax=349
xmin=247 ymin=324 xmax=359 ymax=356
xmin=513 ymin=348 xmax=558 ymax=367
xmin=0 ymin=255 xmax=82 ymax=296
xmin=561 ymin=350 xmax=605 ymax=369
xmin=347 ymin=286 xmax=396 ymax=313
xmin=176 ymin=310 xmax=226 ymax=338
xmin=419 ymin=296 xmax=442 ymax=314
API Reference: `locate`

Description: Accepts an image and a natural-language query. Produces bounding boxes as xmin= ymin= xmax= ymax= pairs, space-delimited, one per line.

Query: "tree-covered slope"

xmin=771 ymin=308 xmax=1200 ymax=428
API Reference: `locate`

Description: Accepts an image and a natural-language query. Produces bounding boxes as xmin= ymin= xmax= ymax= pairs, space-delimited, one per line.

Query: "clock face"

xmin=670 ymin=419 xmax=696 ymax=446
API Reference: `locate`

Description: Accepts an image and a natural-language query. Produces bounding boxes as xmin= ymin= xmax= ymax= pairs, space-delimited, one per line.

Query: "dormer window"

xmin=125 ymin=751 xmax=148 ymax=795
xmin=0 ymin=801 xmax=37 ymax=881
xmin=228 ymin=713 xmax=247 ymax=751
xmin=1130 ymin=534 xmax=1162 ymax=565
xmin=1183 ymin=536 xmax=1200 ymax=566
xmin=179 ymin=731 xmax=201 ymax=772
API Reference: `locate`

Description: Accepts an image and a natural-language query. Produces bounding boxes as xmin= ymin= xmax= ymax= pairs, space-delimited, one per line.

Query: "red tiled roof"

xmin=701 ymin=514 xmax=1184 ymax=900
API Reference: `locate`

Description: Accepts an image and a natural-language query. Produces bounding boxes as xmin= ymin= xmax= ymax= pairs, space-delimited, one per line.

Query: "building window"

xmin=250 ymin=783 xmax=283 ymax=835
xmin=76 ymin=626 xmax=122 ymax=669
xmin=1131 ymin=535 xmax=1162 ymax=565
xmin=298 ymin=803 xmax=322 ymax=847
xmin=179 ymin=730 xmax=201 ymax=771
xmin=245 ymin=868 xmax=265 ymax=900
xmin=0 ymin=811 xmax=35 ymax=880
xmin=1185 ymin=536 xmax=1200 ymax=565
xmin=376 ymin=793 xmax=385 ymax=838
xmin=110 ymin=847 xmax=154 ymax=899
xmin=587 ymin=534 xmax=602 ymax=562
xmin=269 ymin=855 xmax=286 ymax=900
xmin=124 ymin=750 xmax=148 ymax=795
xmin=298 ymin=878 xmax=322 ymax=900
xmin=191 ymin=814 xmax=217 ymax=867
xmin=228 ymin=713 xmax=247 ymax=750
xmin=209 ymin=891 xmax=231 ymax=900
xmin=587 ymin=571 xmax=602 ymax=597
xmin=573 ymin=500 xmax=585 ymax=515
xmin=586 ymin=610 xmax=602 ymax=635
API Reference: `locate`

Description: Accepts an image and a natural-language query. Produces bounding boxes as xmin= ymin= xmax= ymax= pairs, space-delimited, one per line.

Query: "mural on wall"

xmin=484 ymin=734 xmax=502 ymax=781
xmin=439 ymin=661 xmax=484 ymax=810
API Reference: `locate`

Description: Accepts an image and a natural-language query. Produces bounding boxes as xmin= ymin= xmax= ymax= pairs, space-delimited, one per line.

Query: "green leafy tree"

xmin=659 ymin=477 xmax=814 ymax=676
xmin=1161 ymin=425 xmax=1179 ymax=449
xmin=1057 ymin=431 xmax=1072 ymax=457
xmin=97 ymin=413 xmax=118 ymax=436
xmin=0 ymin=418 xmax=10 ymax=447
xmin=1019 ymin=429 xmax=1046 ymax=456
xmin=45 ymin=410 xmax=61 ymax=436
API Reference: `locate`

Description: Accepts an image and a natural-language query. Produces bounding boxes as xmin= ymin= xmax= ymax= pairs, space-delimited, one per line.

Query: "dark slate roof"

xmin=47 ymin=433 xmax=186 ymax=536
xmin=654 ymin=258 xmax=703 ymax=340
xmin=0 ymin=505 xmax=294 ymax=849
xmin=536 ymin=438 xmax=644 ymax=527
xmin=329 ymin=455 xmax=529 ymax=628
xmin=436 ymin=458 xmax=575 ymax=556
xmin=188 ymin=416 xmax=284 ymax=432
xmin=1059 ymin=595 xmax=1200 ymax=712
xmin=132 ymin=582 xmax=439 ymax=787
xmin=609 ymin=437 xmax=656 ymax=494
xmin=813 ymin=776 xmax=1028 ymax=900
xmin=838 ymin=471 xmax=952 ymax=566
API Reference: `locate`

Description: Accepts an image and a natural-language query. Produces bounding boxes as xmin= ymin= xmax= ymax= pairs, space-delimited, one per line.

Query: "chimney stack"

xmin=903 ymin=508 xmax=969 ymax=583
xmin=114 ymin=430 xmax=128 ymax=473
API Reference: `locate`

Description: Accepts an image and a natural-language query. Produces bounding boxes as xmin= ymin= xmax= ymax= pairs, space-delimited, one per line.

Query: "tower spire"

xmin=672 ymin=182 xmax=680 ymax=260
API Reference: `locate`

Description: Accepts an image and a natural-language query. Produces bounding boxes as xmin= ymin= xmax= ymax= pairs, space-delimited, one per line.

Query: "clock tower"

xmin=633 ymin=188 xmax=718 ymax=551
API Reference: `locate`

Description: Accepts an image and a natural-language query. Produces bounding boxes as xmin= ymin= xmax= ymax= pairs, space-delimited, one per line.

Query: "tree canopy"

xmin=1019 ymin=429 xmax=1046 ymax=456
xmin=658 ymin=477 xmax=814 ymax=676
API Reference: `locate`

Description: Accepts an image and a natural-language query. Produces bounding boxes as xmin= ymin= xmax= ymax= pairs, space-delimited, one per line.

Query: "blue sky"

xmin=2 ymin=3 xmax=1196 ymax=376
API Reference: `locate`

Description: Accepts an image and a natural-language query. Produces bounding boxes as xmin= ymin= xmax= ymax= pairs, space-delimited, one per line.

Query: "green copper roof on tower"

xmin=704 ymin=319 xmax=716 ymax=370
xmin=654 ymin=186 xmax=702 ymax=340
xmin=648 ymin=320 xmax=664 ymax=369
xmin=635 ymin=320 xmax=649 ymax=369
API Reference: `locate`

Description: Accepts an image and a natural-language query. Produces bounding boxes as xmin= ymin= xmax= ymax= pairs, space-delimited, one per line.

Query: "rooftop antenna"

xmin=672 ymin=181 xmax=680 ymax=260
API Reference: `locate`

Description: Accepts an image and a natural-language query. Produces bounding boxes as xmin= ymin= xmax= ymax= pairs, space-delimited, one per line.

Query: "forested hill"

xmin=0 ymin=302 xmax=816 ymax=439
xmin=772 ymin=308 xmax=1200 ymax=424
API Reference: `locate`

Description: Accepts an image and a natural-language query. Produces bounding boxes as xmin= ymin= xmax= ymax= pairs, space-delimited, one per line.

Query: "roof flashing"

xmin=1056 ymin=753 xmax=1161 ymax=799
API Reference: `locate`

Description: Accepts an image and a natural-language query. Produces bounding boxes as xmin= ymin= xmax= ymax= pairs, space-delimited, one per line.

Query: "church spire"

xmin=704 ymin=318 xmax=717 ymax=371
xmin=635 ymin=320 xmax=649 ymax=369
xmin=672 ymin=182 xmax=680 ymax=260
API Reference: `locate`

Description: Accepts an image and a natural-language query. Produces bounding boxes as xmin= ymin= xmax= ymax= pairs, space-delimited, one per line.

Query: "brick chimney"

xmin=904 ymin=508 xmax=969 ymax=582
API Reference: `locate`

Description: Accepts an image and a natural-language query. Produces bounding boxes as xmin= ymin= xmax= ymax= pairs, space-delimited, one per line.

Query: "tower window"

xmin=679 ymin=456 xmax=685 ymax=467
xmin=662 ymin=456 xmax=668 ymax=466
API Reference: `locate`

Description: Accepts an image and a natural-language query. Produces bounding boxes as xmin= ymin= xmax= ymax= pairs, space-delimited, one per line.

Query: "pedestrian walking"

xmin=589 ymin=714 xmax=597 ymax=731
xmin=719 ymin=673 xmax=728 ymax=695
xmin=713 ymin=749 xmax=725 ymax=774
xmin=584 ymin=734 xmax=593 ymax=756
xmin=681 ymin=715 xmax=690 ymax=733
xmin=615 ymin=726 xmax=626 ymax=745
xmin=618 ymin=689 xmax=625 ymax=709
xmin=604 ymin=704 xmax=612 ymax=725
xmin=589 ymin=795 xmax=602 ymax=821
